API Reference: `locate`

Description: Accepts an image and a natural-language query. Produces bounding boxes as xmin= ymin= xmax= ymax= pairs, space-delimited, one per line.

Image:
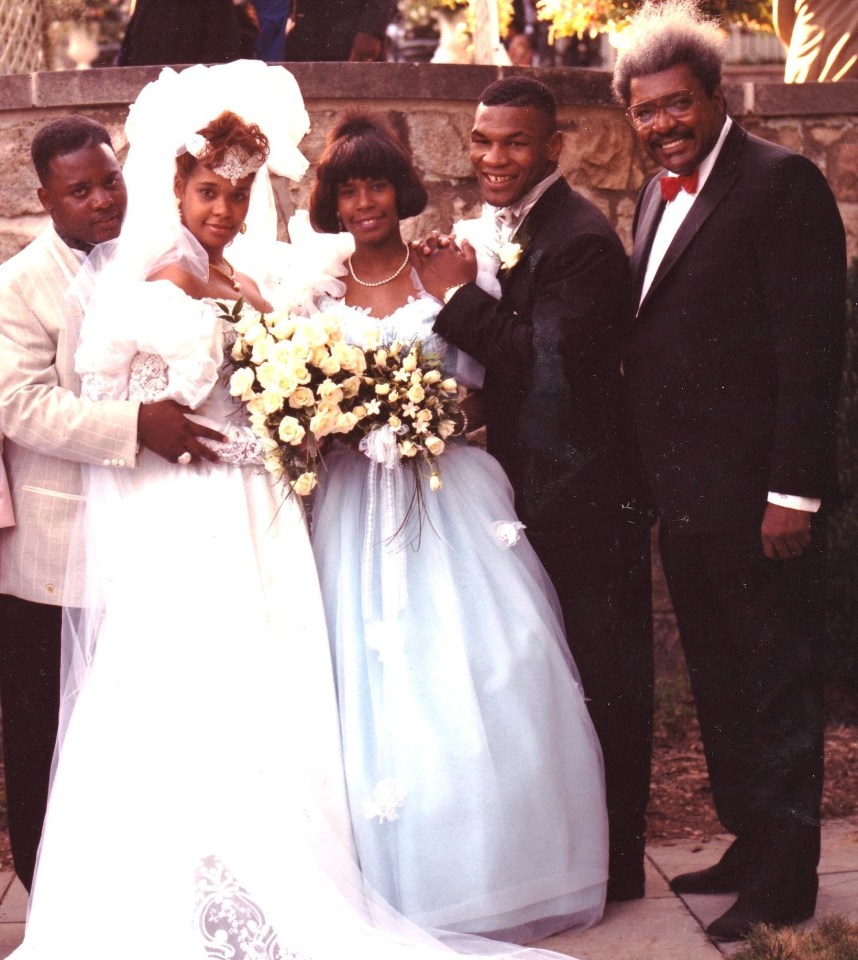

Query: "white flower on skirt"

xmin=364 ymin=778 xmax=407 ymax=824
xmin=491 ymin=520 xmax=526 ymax=549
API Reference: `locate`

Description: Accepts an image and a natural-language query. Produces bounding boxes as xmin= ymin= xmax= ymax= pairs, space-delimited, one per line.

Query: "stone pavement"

xmin=0 ymin=821 xmax=854 ymax=958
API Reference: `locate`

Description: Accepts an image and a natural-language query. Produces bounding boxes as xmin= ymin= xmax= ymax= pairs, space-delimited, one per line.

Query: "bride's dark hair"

xmin=175 ymin=110 xmax=270 ymax=181
xmin=310 ymin=112 xmax=428 ymax=234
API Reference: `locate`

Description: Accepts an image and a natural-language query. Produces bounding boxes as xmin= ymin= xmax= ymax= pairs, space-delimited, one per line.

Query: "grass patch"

xmin=732 ymin=916 xmax=858 ymax=960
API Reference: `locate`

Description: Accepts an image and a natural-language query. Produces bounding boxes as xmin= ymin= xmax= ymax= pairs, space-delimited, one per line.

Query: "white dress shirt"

xmin=638 ymin=117 xmax=819 ymax=514
xmin=489 ymin=167 xmax=563 ymax=243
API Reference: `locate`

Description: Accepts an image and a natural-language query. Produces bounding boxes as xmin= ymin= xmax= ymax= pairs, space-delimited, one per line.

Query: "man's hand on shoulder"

xmin=411 ymin=237 xmax=477 ymax=302
xmin=761 ymin=502 xmax=812 ymax=560
xmin=138 ymin=400 xmax=226 ymax=465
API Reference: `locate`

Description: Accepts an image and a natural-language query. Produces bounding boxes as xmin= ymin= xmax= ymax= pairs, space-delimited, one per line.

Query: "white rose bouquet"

xmin=224 ymin=303 xmax=462 ymax=497
xmin=223 ymin=300 xmax=369 ymax=497
xmin=350 ymin=329 xmax=462 ymax=492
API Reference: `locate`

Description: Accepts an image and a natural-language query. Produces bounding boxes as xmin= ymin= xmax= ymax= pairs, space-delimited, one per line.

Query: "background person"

xmin=283 ymin=0 xmax=395 ymax=61
xmin=117 ymin=0 xmax=258 ymax=66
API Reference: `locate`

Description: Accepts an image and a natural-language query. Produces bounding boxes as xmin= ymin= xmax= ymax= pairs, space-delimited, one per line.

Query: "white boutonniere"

xmin=498 ymin=240 xmax=523 ymax=271
xmin=452 ymin=216 xmax=526 ymax=297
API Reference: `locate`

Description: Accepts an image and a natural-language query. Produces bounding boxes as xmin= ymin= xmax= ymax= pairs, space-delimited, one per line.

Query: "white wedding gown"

xmin=311 ymin=293 xmax=609 ymax=942
xmin=12 ymin=281 xmax=578 ymax=960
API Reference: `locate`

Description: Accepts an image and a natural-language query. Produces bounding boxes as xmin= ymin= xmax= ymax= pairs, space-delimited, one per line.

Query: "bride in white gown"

xmin=12 ymin=62 xmax=582 ymax=960
xmin=308 ymin=114 xmax=609 ymax=942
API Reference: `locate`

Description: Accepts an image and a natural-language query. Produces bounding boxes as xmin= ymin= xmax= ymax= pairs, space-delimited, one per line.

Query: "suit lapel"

xmin=630 ymin=177 xmax=664 ymax=307
xmin=637 ymin=123 xmax=746 ymax=313
xmin=511 ymin=178 xmax=568 ymax=249
xmin=43 ymin=226 xmax=88 ymax=358
xmin=499 ymin=178 xmax=570 ymax=292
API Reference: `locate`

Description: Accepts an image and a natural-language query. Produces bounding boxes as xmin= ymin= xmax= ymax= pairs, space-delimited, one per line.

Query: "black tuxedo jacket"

xmin=284 ymin=0 xmax=395 ymax=60
xmin=624 ymin=122 xmax=846 ymax=535
xmin=435 ymin=178 xmax=649 ymax=545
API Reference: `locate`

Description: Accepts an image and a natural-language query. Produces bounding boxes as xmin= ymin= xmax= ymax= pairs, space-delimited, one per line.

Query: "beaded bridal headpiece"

xmin=117 ymin=61 xmax=311 ymax=282
xmin=181 ymin=133 xmax=266 ymax=185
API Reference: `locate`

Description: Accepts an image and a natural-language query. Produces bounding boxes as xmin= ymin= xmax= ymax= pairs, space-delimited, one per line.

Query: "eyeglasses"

xmin=626 ymin=90 xmax=697 ymax=130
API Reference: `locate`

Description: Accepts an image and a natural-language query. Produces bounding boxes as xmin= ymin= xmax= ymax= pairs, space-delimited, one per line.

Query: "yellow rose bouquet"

xmin=351 ymin=330 xmax=461 ymax=492
xmin=223 ymin=301 xmax=369 ymax=497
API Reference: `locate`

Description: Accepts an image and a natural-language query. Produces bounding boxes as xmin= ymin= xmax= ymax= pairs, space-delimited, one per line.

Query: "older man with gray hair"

xmin=614 ymin=0 xmax=845 ymax=942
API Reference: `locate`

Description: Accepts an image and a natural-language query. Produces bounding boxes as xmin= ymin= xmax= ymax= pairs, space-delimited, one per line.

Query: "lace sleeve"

xmin=200 ymin=421 xmax=267 ymax=466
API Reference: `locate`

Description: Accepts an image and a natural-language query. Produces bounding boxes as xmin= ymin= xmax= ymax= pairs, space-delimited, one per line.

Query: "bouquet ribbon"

xmin=359 ymin=426 xmax=409 ymax=661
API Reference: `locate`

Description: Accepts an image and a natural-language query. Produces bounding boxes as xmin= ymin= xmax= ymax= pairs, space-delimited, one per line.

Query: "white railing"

xmin=0 ymin=0 xmax=44 ymax=74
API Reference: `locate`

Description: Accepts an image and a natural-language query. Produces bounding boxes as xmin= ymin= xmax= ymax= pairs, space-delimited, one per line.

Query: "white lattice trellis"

xmin=0 ymin=0 xmax=44 ymax=74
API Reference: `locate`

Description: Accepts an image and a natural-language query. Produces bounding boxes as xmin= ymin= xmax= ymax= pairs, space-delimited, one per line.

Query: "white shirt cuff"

xmin=767 ymin=492 xmax=821 ymax=513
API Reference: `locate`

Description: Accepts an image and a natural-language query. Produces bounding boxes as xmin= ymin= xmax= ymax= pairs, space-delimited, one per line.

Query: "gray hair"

xmin=612 ymin=0 xmax=727 ymax=105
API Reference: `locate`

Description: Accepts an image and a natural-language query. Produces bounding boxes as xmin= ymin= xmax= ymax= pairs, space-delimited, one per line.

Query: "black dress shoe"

xmin=606 ymin=874 xmax=645 ymax=902
xmin=705 ymin=899 xmax=815 ymax=942
xmin=670 ymin=837 xmax=750 ymax=895
xmin=670 ymin=861 xmax=743 ymax=895
xmin=608 ymin=842 xmax=645 ymax=902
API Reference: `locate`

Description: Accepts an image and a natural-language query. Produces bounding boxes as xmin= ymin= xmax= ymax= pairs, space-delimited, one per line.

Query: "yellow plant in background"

xmin=398 ymin=0 xmax=515 ymax=38
xmin=536 ymin=0 xmax=772 ymax=41
xmin=536 ymin=0 xmax=634 ymax=41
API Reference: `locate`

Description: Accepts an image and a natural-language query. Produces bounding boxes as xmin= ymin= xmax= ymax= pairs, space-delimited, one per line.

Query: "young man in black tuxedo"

xmin=614 ymin=0 xmax=846 ymax=941
xmin=414 ymin=76 xmax=654 ymax=903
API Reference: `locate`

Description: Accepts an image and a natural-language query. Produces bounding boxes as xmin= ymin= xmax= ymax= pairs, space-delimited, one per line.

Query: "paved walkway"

xmin=0 ymin=821 xmax=855 ymax=958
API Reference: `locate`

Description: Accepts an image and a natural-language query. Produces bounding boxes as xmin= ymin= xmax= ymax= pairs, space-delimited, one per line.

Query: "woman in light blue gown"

xmin=309 ymin=113 xmax=609 ymax=943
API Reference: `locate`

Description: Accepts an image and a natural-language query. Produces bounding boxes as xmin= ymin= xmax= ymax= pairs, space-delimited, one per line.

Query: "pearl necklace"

xmin=209 ymin=258 xmax=241 ymax=294
xmin=348 ymin=242 xmax=410 ymax=288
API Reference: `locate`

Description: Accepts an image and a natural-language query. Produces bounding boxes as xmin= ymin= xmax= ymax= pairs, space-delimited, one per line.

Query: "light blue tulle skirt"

xmin=311 ymin=441 xmax=609 ymax=942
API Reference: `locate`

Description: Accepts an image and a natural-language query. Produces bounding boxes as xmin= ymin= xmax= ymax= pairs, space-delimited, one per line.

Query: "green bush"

xmin=826 ymin=258 xmax=858 ymax=689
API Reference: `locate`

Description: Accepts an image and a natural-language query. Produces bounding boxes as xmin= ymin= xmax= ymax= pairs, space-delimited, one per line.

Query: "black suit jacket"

xmin=625 ymin=122 xmax=846 ymax=535
xmin=284 ymin=0 xmax=395 ymax=60
xmin=435 ymin=178 xmax=649 ymax=546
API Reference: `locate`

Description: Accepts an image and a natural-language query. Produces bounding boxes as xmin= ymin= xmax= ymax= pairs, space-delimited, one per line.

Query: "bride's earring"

xmin=240 ymin=222 xmax=247 ymax=235
xmin=336 ymin=213 xmax=343 ymax=231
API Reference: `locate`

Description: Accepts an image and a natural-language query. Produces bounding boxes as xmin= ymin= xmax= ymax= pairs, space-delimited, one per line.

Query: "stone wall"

xmin=0 ymin=63 xmax=857 ymax=265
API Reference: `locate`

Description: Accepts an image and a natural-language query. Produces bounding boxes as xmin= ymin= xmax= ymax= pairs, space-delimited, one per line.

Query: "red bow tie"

xmin=660 ymin=170 xmax=699 ymax=202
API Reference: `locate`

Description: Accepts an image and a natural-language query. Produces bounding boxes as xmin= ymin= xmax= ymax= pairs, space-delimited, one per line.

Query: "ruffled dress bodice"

xmin=77 ymin=284 xmax=265 ymax=466
xmin=319 ymin=290 xmax=485 ymax=390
